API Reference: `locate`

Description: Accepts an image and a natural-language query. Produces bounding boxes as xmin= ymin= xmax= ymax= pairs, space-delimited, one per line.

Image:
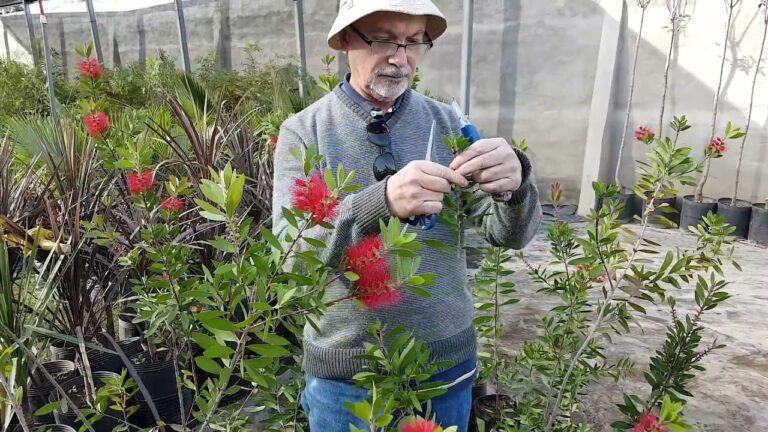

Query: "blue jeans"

xmin=301 ymin=366 xmax=474 ymax=431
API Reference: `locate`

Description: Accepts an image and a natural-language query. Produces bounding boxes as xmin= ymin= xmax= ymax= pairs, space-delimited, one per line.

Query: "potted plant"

xmin=470 ymin=246 xmax=518 ymax=430
xmin=49 ymin=371 xmax=122 ymax=432
xmin=639 ymin=116 xmax=694 ymax=228
xmin=614 ymin=0 xmax=652 ymax=220
xmin=680 ymin=132 xmax=725 ymax=230
xmin=710 ymin=124 xmax=749 ymax=238
xmin=741 ymin=3 xmax=768 ymax=244
xmin=750 ymin=198 xmax=768 ymax=245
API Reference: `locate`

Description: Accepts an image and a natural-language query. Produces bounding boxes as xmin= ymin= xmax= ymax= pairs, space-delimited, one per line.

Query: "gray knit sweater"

xmin=272 ymin=86 xmax=542 ymax=380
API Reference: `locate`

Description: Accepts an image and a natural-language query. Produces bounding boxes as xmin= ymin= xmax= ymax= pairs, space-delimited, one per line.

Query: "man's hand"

xmin=449 ymin=138 xmax=522 ymax=195
xmin=385 ymin=161 xmax=469 ymax=219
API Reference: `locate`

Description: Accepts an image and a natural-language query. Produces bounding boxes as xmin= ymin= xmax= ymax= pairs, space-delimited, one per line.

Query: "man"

xmin=272 ymin=1 xmax=542 ymax=430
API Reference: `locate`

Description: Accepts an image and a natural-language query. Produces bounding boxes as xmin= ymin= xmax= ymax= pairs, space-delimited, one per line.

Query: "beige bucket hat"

xmin=328 ymin=0 xmax=448 ymax=51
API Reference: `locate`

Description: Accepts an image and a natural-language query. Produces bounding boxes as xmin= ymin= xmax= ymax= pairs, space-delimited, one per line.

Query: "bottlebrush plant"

xmin=110 ymin=146 xmax=436 ymax=430
xmin=499 ymin=121 xmax=739 ymax=432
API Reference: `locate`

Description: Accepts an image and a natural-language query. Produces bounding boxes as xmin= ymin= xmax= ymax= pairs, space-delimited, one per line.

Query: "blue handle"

xmin=404 ymin=214 xmax=437 ymax=230
xmin=461 ymin=124 xmax=482 ymax=144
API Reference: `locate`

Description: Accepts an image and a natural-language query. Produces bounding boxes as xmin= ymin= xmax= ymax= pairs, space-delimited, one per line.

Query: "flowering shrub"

xmin=79 ymin=58 xmax=103 ymax=80
xmin=694 ymin=122 xmax=745 ymax=202
xmin=635 ymin=126 xmax=656 ymax=144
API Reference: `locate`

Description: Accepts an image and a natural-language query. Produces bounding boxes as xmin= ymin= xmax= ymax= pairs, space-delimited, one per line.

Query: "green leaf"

xmin=303 ymin=237 xmax=327 ymax=249
xmin=260 ymin=226 xmax=283 ymax=252
xmin=195 ymin=356 xmax=222 ymax=374
xmin=226 ymin=173 xmax=245 ymax=217
xmin=204 ymin=344 xmax=235 ymax=359
xmin=199 ymin=210 xmax=228 ymax=222
xmin=34 ymin=401 xmax=61 ymax=416
xmin=247 ymin=344 xmax=290 ymax=358
xmin=190 ymin=332 xmax=218 ymax=350
xmin=200 ymin=180 xmax=226 ymax=207
xmin=209 ymin=238 xmax=235 ymax=253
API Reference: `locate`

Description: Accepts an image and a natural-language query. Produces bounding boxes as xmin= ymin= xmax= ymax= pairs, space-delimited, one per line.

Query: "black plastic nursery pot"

xmin=468 ymin=381 xmax=490 ymax=432
xmin=34 ymin=425 xmax=77 ymax=432
xmin=134 ymin=388 xmax=193 ymax=428
xmin=616 ymin=190 xmax=639 ymax=221
xmin=717 ymin=198 xmax=752 ymax=239
xmin=680 ymin=195 xmax=718 ymax=231
xmin=50 ymin=342 xmax=76 ymax=361
xmin=748 ymin=204 xmax=768 ymax=246
xmin=50 ymin=372 xmax=121 ymax=432
xmin=473 ymin=394 xmax=516 ymax=431
xmin=86 ymin=338 xmax=143 ymax=374
xmin=129 ymin=351 xmax=178 ymax=401
xmin=118 ymin=307 xmax=144 ymax=341
xmin=26 ymin=360 xmax=77 ymax=425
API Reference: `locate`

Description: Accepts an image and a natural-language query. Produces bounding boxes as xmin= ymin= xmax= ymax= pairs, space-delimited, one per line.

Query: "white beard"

xmin=368 ymin=68 xmax=411 ymax=102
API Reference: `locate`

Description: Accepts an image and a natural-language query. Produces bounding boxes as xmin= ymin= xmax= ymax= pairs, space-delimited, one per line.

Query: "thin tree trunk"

xmin=696 ymin=0 xmax=738 ymax=202
xmin=731 ymin=19 xmax=766 ymax=205
xmin=710 ymin=1 xmax=739 ymax=139
xmin=658 ymin=13 xmax=678 ymax=134
xmin=616 ymin=7 xmax=648 ymax=189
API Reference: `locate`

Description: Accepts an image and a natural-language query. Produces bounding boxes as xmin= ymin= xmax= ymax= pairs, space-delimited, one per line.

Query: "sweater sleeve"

xmin=271 ymin=123 xmax=392 ymax=268
xmin=469 ymin=149 xmax=542 ymax=249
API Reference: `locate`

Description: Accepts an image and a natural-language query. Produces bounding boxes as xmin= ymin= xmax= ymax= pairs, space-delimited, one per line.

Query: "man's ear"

xmin=337 ymin=28 xmax=351 ymax=50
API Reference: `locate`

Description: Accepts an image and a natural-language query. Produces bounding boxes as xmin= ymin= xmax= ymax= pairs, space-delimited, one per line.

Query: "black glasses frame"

xmin=349 ymin=26 xmax=433 ymax=57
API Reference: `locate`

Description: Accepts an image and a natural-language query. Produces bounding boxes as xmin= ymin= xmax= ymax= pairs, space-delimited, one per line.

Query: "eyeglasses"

xmin=349 ymin=26 xmax=433 ymax=58
xmin=367 ymin=120 xmax=397 ymax=182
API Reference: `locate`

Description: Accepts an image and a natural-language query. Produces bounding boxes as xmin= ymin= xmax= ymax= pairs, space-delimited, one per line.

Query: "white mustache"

xmin=375 ymin=69 xmax=410 ymax=79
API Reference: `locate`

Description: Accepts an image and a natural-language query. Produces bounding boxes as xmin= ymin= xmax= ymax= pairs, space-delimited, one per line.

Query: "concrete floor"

xmin=468 ymin=220 xmax=768 ymax=432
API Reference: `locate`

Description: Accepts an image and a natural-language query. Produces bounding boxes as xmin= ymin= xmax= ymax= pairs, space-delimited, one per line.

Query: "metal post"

xmin=23 ymin=0 xmax=39 ymax=66
xmin=84 ymin=0 xmax=103 ymax=63
xmin=174 ymin=0 xmax=191 ymax=73
xmin=39 ymin=2 xmax=62 ymax=142
xmin=459 ymin=0 xmax=474 ymax=116
xmin=294 ymin=0 xmax=308 ymax=102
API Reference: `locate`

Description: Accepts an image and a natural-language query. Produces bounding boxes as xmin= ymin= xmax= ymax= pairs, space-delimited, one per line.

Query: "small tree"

xmin=730 ymin=1 xmax=768 ymax=205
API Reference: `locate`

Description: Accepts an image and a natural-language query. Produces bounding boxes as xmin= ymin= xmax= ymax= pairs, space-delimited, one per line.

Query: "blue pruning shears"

xmin=407 ymin=120 xmax=438 ymax=231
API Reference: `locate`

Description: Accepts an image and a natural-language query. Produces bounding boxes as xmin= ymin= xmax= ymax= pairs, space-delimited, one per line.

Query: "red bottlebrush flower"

xmin=292 ymin=172 xmax=339 ymax=223
xmin=127 ymin=172 xmax=143 ymax=196
xmin=79 ymin=58 xmax=102 ymax=79
xmin=126 ymin=170 xmax=154 ymax=196
xmin=83 ymin=111 xmax=110 ymax=137
xmin=596 ymin=274 xmax=608 ymax=284
xmin=631 ymin=412 xmax=662 ymax=432
xmin=400 ymin=417 xmax=440 ymax=432
xmin=161 ymin=197 xmax=184 ymax=213
xmin=706 ymin=137 xmax=726 ymax=157
xmin=355 ymin=259 xmax=401 ymax=308
xmin=139 ymin=170 xmax=154 ymax=192
xmin=270 ymin=134 xmax=279 ymax=147
xmin=635 ymin=126 xmax=655 ymax=144
xmin=346 ymin=236 xmax=384 ymax=273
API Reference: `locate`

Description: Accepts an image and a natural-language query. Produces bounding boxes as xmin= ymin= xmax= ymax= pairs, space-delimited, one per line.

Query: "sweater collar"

xmin=335 ymin=73 xmax=411 ymax=127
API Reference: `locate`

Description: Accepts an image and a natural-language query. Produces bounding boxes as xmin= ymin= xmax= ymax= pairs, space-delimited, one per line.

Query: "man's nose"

xmin=388 ymin=46 xmax=408 ymax=66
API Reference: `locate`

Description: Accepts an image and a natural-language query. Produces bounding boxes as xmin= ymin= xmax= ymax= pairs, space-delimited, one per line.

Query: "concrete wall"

xmin=1 ymin=0 xmax=766 ymax=204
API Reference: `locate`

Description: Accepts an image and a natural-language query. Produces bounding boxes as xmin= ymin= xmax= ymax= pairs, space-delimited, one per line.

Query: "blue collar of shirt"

xmin=339 ymin=73 xmax=405 ymax=122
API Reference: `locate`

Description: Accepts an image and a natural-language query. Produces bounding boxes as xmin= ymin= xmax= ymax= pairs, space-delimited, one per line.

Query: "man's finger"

xmin=448 ymin=139 xmax=498 ymax=170
xmin=418 ymin=175 xmax=452 ymax=194
xmin=472 ymin=164 xmax=511 ymax=184
xmin=419 ymin=200 xmax=443 ymax=215
xmin=478 ymin=177 xmax=520 ymax=194
xmin=420 ymin=162 xmax=469 ymax=187
xmin=456 ymin=152 xmax=504 ymax=178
